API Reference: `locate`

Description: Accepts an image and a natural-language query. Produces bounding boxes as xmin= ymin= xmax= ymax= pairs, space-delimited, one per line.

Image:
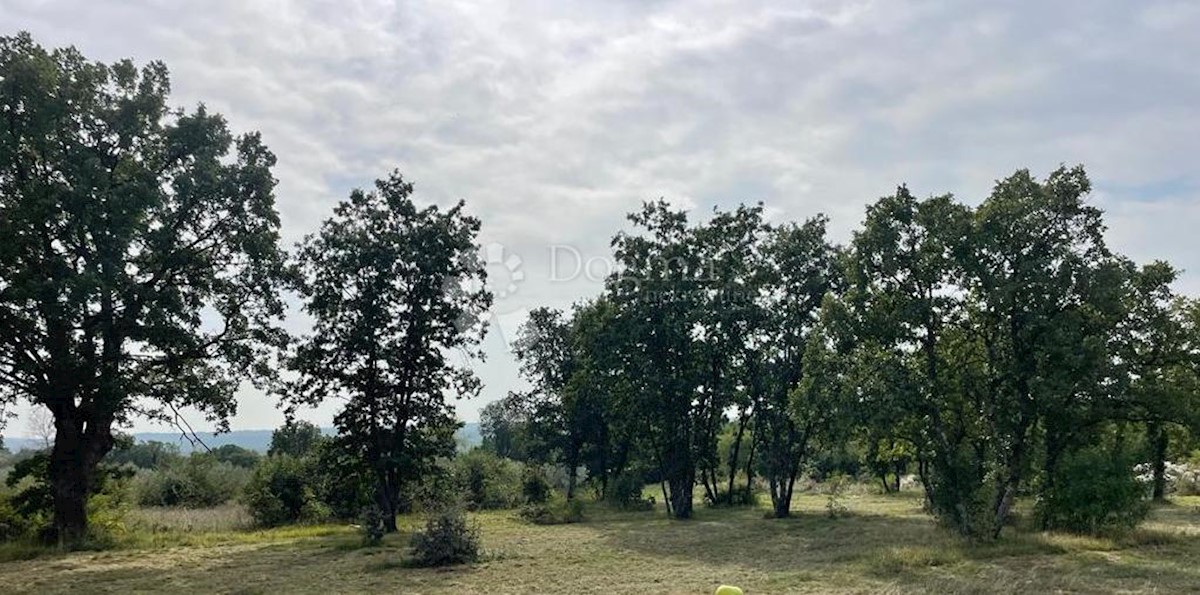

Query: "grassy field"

xmin=2 ymin=491 xmax=1199 ymax=594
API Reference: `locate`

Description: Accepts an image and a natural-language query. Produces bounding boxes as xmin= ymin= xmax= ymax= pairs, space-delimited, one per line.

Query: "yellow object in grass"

xmin=715 ymin=586 xmax=744 ymax=595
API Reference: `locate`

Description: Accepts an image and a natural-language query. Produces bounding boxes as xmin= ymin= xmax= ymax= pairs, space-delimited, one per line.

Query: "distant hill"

xmin=3 ymin=422 xmax=482 ymax=454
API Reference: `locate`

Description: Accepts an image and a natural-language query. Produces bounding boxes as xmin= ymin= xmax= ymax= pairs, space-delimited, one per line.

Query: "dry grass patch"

xmin=1 ymin=492 xmax=1199 ymax=593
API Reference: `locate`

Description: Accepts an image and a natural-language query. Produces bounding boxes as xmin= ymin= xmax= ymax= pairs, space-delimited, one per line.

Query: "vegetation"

xmin=408 ymin=506 xmax=481 ymax=567
xmin=0 ymin=32 xmax=289 ymax=542
xmin=1 ymin=30 xmax=1199 ymax=593
xmin=283 ymin=172 xmax=491 ymax=532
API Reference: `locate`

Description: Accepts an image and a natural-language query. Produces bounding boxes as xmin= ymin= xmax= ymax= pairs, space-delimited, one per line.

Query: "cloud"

xmin=2 ymin=0 xmax=1198 ymax=431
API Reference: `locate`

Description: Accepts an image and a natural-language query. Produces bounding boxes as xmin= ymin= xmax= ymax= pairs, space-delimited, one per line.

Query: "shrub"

xmin=824 ymin=473 xmax=851 ymax=519
xmin=243 ymin=455 xmax=328 ymax=527
xmin=705 ymin=482 xmax=763 ymax=508
xmin=1037 ymin=446 xmax=1149 ymax=535
xmin=521 ymin=466 xmax=552 ymax=505
xmin=409 ymin=507 xmax=481 ymax=567
xmin=518 ymin=496 xmax=584 ymax=525
xmin=134 ymin=455 xmax=248 ymax=507
xmin=359 ymin=505 xmax=386 ymax=546
xmin=606 ymin=471 xmax=654 ymax=511
xmin=453 ymin=449 xmax=523 ymax=510
xmin=0 ymin=452 xmax=131 ymax=544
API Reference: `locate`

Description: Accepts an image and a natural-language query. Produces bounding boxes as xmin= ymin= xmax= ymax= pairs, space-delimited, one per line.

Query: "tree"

xmin=691 ymin=205 xmax=769 ymax=506
xmin=211 ymin=444 xmax=260 ymax=469
xmin=268 ymin=420 xmax=325 ymax=458
xmin=105 ymin=439 xmax=181 ymax=469
xmin=967 ymin=166 xmax=1122 ymax=536
xmin=511 ymin=308 xmax=579 ymax=494
xmin=753 ymin=216 xmax=841 ymax=518
xmin=286 ymin=172 xmax=491 ymax=532
xmin=608 ymin=201 xmax=704 ymax=518
xmin=0 ymin=33 xmax=288 ymax=542
xmin=479 ymin=392 xmax=534 ymax=461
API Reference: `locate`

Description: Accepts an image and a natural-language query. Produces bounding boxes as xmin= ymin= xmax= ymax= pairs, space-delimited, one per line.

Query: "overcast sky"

xmin=4 ymin=0 xmax=1199 ymax=435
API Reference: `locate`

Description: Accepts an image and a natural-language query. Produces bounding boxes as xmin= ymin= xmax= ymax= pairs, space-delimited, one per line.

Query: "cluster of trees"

xmin=2 ymin=33 xmax=1198 ymax=545
xmin=0 ymin=34 xmax=489 ymax=542
xmin=484 ymin=169 xmax=1200 ymax=537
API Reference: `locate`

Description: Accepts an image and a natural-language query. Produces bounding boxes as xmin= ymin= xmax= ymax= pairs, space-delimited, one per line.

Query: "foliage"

xmin=824 ymin=474 xmax=851 ymax=519
xmin=518 ymin=496 xmax=585 ymax=525
xmin=106 ymin=441 xmax=182 ymax=470
xmin=268 ymin=421 xmax=326 ymax=458
xmin=409 ymin=506 xmax=481 ymax=567
xmin=605 ymin=471 xmax=654 ymax=511
xmin=521 ymin=466 xmax=552 ymax=505
xmin=453 ymin=449 xmax=524 ymax=510
xmin=358 ymin=505 xmax=386 ymax=546
xmin=1036 ymin=444 xmax=1150 ymax=535
xmin=0 ymin=451 xmax=131 ymax=543
xmin=209 ymin=445 xmax=261 ymax=469
xmin=242 ymin=456 xmax=329 ymax=527
xmin=285 ymin=172 xmax=490 ymax=532
xmin=134 ymin=455 xmax=249 ymax=508
xmin=0 ymin=32 xmax=289 ymax=541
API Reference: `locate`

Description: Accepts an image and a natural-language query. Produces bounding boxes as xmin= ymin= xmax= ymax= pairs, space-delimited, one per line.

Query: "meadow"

xmin=2 ymin=490 xmax=1198 ymax=594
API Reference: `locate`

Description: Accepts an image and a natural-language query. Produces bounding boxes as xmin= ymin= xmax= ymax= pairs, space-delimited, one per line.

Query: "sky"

xmin=3 ymin=0 xmax=1199 ymax=436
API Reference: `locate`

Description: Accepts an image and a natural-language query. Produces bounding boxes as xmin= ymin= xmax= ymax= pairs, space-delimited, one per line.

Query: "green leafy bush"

xmin=409 ymin=507 xmax=481 ymax=567
xmin=243 ymin=456 xmax=329 ymax=527
xmin=521 ymin=466 xmax=552 ymax=505
xmin=134 ymin=455 xmax=248 ymax=507
xmin=518 ymin=496 xmax=584 ymax=525
xmin=0 ymin=452 xmax=131 ymax=544
xmin=606 ymin=471 xmax=654 ymax=511
xmin=453 ymin=449 xmax=523 ymax=510
xmin=1036 ymin=446 xmax=1150 ymax=535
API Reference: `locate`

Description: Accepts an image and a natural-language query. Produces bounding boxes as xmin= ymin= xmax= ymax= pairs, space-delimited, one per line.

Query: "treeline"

xmin=483 ymin=167 xmax=1200 ymax=538
xmin=2 ymin=33 xmax=1199 ymax=545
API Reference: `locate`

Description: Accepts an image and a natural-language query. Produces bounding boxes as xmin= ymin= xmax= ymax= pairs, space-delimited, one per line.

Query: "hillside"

xmin=3 ymin=422 xmax=482 ymax=454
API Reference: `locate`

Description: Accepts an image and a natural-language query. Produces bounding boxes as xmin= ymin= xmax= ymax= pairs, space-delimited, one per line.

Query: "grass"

xmin=1 ymin=492 xmax=1198 ymax=593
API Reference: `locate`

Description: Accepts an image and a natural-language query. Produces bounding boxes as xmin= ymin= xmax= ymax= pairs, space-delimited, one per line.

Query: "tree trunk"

xmin=49 ymin=435 xmax=91 ymax=544
xmin=725 ymin=409 xmax=748 ymax=505
xmin=48 ymin=410 xmax=115 ymax=545
xmin=375 ymin=471 xmax=399 ymax=533
xmin=667 ymin=454 xmax=694 ymax=519
xmin=1149 ymin=421 xmax=1169 ymax=502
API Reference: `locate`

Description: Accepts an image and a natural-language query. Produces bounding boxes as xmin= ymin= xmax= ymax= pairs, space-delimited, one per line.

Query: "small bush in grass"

xmin=705 ymin=483 xmax=763 ymax=508
xmin=409 ymin=507 xmax=480 ymax=567
xmin=518 ymin=497 xmax=584 ymax=525
xmin=359 ymin=505 xmax=385 ymax=546
xmin=606 ymin=472 xmax=654 ymax=511
xmin=1036 ymin=445 xmax=1149 ymax=535
xmin=825 ymin=473 xmax=851 ymax=519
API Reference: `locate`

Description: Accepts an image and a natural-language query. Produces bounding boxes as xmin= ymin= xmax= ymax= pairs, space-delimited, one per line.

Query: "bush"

xmin=453 ymin=449 xmax=523 ymax=510
xmin=409 ymin=507 xmax=481 ymax=567
xmin=606 ymin=471 xmax=654 ymax=511
xmin=705 ymin=482 xmax=763 ymax=508
xmin=1037 ymin=446 xmax=1150 ymax=535
xmin=243 ymin=456 xmax=329 ymax=527
xmin=824 ymin=474 xmax=851 ymax=519
xmin=134 ymin=455 xmax=248 ymax=507
xmin=359 ymin=505 xmax=386 ymax=546
xmin=0 ymin=452 xmax=131 ymax=544
xmin=518 ymin=496 xmax=584 ymax=525
xmin=521 ymin=466 xmax=552 ymax=505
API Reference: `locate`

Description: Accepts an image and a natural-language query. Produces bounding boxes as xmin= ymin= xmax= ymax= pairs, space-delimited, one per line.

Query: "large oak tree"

xmin=0 ymin=33 xmax=289 ymax=542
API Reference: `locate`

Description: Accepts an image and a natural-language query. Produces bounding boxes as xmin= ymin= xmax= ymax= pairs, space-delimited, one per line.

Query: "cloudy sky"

xmin=4 ymin=0 xmax=1199 ymax=435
